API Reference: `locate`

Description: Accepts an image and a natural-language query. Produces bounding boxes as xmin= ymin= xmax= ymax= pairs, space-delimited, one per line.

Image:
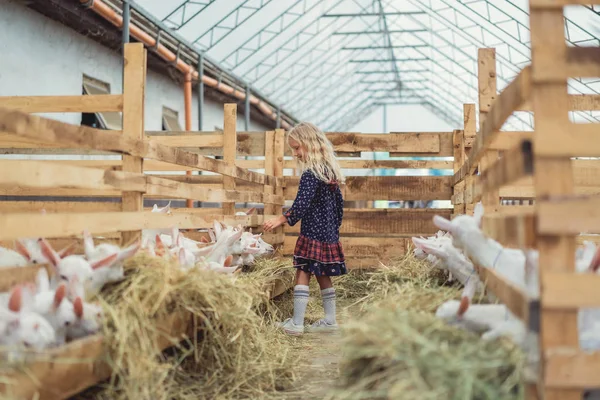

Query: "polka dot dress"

xmin=284 ymin=169 xmax=347 ymax=276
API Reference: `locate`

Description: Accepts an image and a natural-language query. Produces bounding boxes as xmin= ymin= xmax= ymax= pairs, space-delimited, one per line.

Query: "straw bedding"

xmin=312 ymin=251 xmax=527 ymax=400
xmin=71 ymin=253 xmax=300 ymax=400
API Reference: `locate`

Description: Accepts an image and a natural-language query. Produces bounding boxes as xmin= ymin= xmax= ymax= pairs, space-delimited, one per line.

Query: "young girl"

xmin=263 ymin=122 xmax=346 ymax=336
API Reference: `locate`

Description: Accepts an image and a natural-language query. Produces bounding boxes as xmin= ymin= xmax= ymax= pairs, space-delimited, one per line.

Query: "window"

xmin=162 ymin=106 xmax=183 ymax=131
xmin=81 ymin=75 xmax=122 ymax=130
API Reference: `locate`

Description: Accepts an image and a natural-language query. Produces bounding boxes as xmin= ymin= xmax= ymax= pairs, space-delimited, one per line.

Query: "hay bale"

xmin=73 ymin=253 xmax=300 ymax=400
xmin=329 ymin=300 xmax=526 ymax=400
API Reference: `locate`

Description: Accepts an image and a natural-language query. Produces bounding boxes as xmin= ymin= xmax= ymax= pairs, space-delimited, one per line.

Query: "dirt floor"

xmin=276 ymin=299 xmax=355 ymax=400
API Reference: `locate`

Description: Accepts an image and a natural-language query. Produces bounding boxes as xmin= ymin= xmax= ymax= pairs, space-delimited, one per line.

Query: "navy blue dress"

xmin=283 ymin=169 xmax=347 ymax=276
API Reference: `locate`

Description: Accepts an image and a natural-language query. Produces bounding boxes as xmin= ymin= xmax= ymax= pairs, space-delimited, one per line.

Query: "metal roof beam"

xmin=341 ymin=44 xmax=428 ymax=50
xmin=348 ymin=57 xmax=429 ymax=62
xmin=322 ymin=11 xmax=425 ymax=17
xmin=332 ymin=29 xmax=426 ymax=35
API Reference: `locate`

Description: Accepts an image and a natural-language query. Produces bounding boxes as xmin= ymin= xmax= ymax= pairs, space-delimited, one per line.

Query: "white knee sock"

xmin=321 ymin=287 xmax=337 ymax=325
xmin=292 ymin=285 xmax=310 ymax=326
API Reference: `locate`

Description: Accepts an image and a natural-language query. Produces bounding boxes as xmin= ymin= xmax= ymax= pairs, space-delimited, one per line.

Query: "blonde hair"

xmin=287 ymin=122 xmax=344 ymax=184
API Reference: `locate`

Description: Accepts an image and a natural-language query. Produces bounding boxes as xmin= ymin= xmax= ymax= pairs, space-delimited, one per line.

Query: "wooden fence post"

xmin=530 ymin=6 xmax=579 ymax=400
xmin=463 ymin=103 xmax=477 ymax=215
xmin=452 ymin=129 xmax=465 ymax=217
xmin=478 ymin=49 xmax=500 ymax=213
xmin=264 ymin=130 xmax=275 ymax=218
xmin=273 ymin=128 xmax=285 ymax=249
xmin=121 ymin=42 xmax=146 ymax=246
xmin=222 ymin=104 xmax=237 ymax=215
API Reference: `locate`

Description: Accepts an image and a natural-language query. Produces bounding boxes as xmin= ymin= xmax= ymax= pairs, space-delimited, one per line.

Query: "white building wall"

xmin=0 ymin=1 xmax=269 ymax=133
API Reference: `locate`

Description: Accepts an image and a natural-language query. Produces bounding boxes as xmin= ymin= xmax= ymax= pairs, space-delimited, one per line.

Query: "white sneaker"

xmin=305 ymin=318 xmax=339 ymax=333
xmin=276 ymin=318 xmax=304 ymax=336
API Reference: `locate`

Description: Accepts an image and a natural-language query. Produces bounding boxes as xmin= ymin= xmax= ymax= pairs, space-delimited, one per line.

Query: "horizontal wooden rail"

xmin=285 ymin=176 xmax=453 ymax=201
xmin=145 ymin=131 xmax=453 ymax=157
xmin=0 ymin=108 xmax=283 ymax=187
xmin=545 ymin=349 xmax=600 ymax=388
xmin=473 ymin=140 xmax=534 ymax=201
xmin=537 ymin=196 xmax=600 ymax=235
xmin=518 ymin=94 xmax=600 ymax=112
xmin=475 ymin=265 xmax=535 ymax=329
xmin=0 ymin=212 xmax=280 ymax=241
xmin=0 ymin=161 xmax=283 ymax=205
xmin=285 ymin=208 xmax=452 ymax=236
xmin=0 ymin=158 xmax=453 ymax=172
xmin=532 ymin=47 xmax=600 ymax=82
xmin=0 ymin=95 xmax=123 ymax=113
xmin=481 ymin=210 xmax=537 ymax=248
xmin=535 ymin=123 xmax=600 ymax=157
xmin=541 ymin=272 xmax=600 ymax=309
xmin=463 ymin=131 xmax=532 ymax=150
xmin=454 ymin=66 xmax=532 ymax=184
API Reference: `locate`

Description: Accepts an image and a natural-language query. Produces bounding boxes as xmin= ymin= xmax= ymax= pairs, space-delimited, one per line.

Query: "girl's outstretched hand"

xmin=263 ymin=216 xmax=286 ymax=232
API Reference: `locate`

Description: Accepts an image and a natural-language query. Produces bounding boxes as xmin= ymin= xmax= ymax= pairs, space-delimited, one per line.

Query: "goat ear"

xmin=8 ymin=286 xmax=22 ymax=312
xmin=432 ymin=215 xmax=455 ymax=234
xmin=39 ymin=238 xmax=61 ymax=268
xmin=14 ymin=240 xmax=32 ymax=261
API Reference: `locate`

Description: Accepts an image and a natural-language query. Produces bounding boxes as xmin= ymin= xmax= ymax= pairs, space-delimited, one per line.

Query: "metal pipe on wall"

xmin=82 ymin=0 xmax=292 ymax=129
xmin=245 ymin=85 xmax=250 ymax=131
xmin=198 ymin=53 xmax=204 ymax=131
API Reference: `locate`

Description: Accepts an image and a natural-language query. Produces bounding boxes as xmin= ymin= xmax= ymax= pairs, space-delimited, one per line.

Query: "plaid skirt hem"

xmin=293 ymin=256 xmax=347 ymax=277
xmin=293 ymin=234 xmax=345 ymax=264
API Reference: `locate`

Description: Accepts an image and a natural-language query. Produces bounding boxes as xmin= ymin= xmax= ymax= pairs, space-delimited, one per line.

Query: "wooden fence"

xmin=452 ymin=0 xmax=600 ymax=397
xmin=0 ymin=43 xmax=288 ymax=399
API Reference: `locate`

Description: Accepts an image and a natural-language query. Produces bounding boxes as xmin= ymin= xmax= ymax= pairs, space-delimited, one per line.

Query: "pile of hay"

xmin=74 ymin=253 xmax=300 ymax=400
xmin=329 ymin=300 xmax=526 ymax=400
xmin=333 ymin=252 xmax=463 ymax=313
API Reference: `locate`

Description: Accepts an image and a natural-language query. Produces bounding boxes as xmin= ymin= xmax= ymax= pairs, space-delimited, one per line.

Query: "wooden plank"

xmin=390 ymin=132 xmax=453 ymax=157
xmin=121 ymin=43 xmax=146 ymax=245
xmin=0 ymin=201 xmax=121 ymax=213
xmin=537 ymin=197 xmax=600 ymax=235
xmin=544 ymin=349 xmax=600 ymax=389
xmin=0 ymin=109 xmax=282 ymax=187
xmin=283 ymin=236 xmax=410 ymax=258
xmin=285 ymin=209 xmax=452 ymax=236
xmin=463 ymin=104 xmax=477 ymax=141
xmin=464 ymin=131 xmax=533 ymax=150
xmin=11 ymin=158 xmax=453 ymax=172
xmin=0 ymin=94 xmax=123 ymax=113
xmin=473 ymin=140 xmax=534 ymax=201
xmin=222 ymin=104 xmax=237 ymax=215
xmin=532 ymin=47 xmax=600 ymax=82
xmin=326 ymin=132 xmax=441 ymax=153
xmin=285 ymin=176 xmax=452 ymax=201
xmin=0 ymin=264 xmax=53 ymax=293
xmin=541 ymin=272 xmax=600 ymax=309
xmin=454 ymin=66 xmax=532 ymax=184
xmin=273 ymin=129 xmax=285 ymax=247
xmin=481 ymin=211 xmax=537 ymax=249
xmin=534 ymin=123 xmax=600 ymax=157
xmin=0 ymin=212 xmax=280 ymax=241
xmin=453 ymin=129 xmax=466 ymax=214
xmin=263 ymin=130 xmax=276 ymax=217
xmin=518 ymin=94 xmax=600 ymax=112
xmin=474 ymin=265 xmax=532 ymax=325
xmin=530 ymin=0 xmax=600 ymax=7
xmin=530 ymin=8 xmax=581 ymax=399
xmin=338 ymin=159 xmax=452 ymax=169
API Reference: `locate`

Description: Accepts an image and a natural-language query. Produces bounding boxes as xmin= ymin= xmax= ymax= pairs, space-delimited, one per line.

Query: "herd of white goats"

xmin=0 ymin=203 xmax=274 ymax=359
xmin=414 ymin=202 xmax=600 ymax=364
xmin=2 ymin=200 xmax=599 ymax=366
